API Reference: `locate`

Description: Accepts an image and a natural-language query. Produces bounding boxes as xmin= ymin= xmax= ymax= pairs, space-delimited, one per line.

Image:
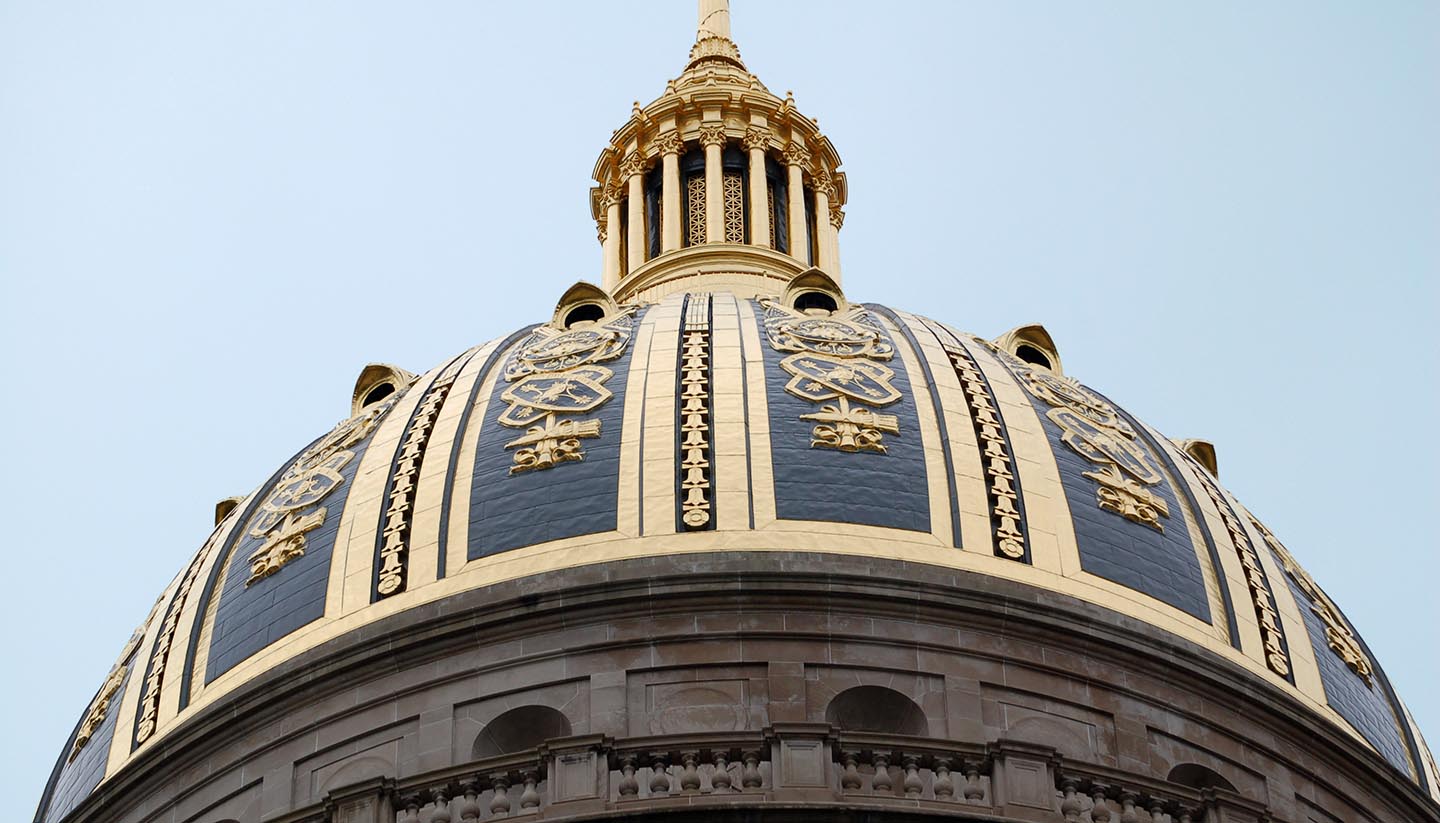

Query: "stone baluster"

xmin=617 ymin=755 xmax=640 ymax=798
xmin=962 ymin=760 xmax=985 ymax=803
xmin=680 ymin=751 xmax=702 ymax=792
xmin=458 ymin=782 xmax=481 ymax=822
xmin=932 ymin=757 xmax=955 ymax=800
xmin=1148 ymin=798 xmax=1166 ymax=822
xmin=741 ymin=750 xmax=763 ymax=790
xmin=1089 ymin=784 xmax=1113 ymax=823
xmin=519 ymin=769 xmax=540 ymax=810
xmin=649 ymin=754 xmax=672 ymax=795
xmin=1119 ymin=791 xmax=1140 ymax=823
xmin=871 ymin=752 xmax=893 ymax=794
xmin=711 ymin=750 xmax=733 ymax=793
xmin=1060 ymin=778 xmax=1083 ymax=821
xmin=902 ymin=756 xmax=923 ymax=798
xmin=398 ymin=793 xmax=421 ymax=823
xmin=840 ymin=751 xmax=863 ymax=791
xmin=429 ymin=788 xmax=451 ymax=823
xmin=489 ymin=774 xmax=511 ymax=817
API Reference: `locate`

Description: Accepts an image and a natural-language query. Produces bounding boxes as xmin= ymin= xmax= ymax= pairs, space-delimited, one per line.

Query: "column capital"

xmin=782 ymin=141 xmax=811 ymax=168
xmin=829 ymin=206 xmax=845 ymax=230
xmin=619 ymin=151 xmax=647 ymax=179
xmin=812 ymin=167 xmax=836 ymax=198
xmin=742 ymin=125 xmax=771 ymax=152
xmin=600 ymin=182 xmax=623 ymax=208
xmin=654 ymin=130 xmax=684 ymax=157
xmin=698 ymin=123 xmax=728 ymax=148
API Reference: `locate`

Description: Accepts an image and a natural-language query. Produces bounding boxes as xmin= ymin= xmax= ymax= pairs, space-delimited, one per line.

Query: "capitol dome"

xmin=36 ymin=4 xmax=1439 ymax=823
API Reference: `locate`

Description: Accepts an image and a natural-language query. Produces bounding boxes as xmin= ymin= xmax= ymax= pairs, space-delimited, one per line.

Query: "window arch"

xmin=824 ymin=685 xmax=929 ymax=737
xmin=471 ymin=706 xmax=572 ymax=759
xmin=1167 ymin=763 xmax=1238 ymax=792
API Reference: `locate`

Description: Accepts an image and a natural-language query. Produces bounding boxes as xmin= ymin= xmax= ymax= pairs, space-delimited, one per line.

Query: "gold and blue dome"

xmin=37 ymin=2 xmax=1438 ymax=821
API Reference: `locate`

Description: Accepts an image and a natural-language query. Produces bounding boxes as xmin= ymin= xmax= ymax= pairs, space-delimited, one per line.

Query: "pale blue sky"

xmin=3 ymin=0 xmax=1437 ymax=807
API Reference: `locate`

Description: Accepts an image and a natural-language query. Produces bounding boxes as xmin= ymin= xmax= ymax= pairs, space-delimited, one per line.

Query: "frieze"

xmin=245 ymin=396 xmax=400 ymax=586
xmin=1191 ymin=471 xmax=1292 ymax=679
xmin=375 ymin=353 xmax=474 ymax=599
xmin=497 ymin=309 xmax=637 ymax=475
xmin=678 ymin=295 xmax=714 ymax=529
xmin=942 ymin=342 xmax=1027 ymax=561
xmin=1251 ymin=517 xmax=1372 ymax=686
xmin=999 ymin=349 xmax=1169 ymax=532
xmin=761 ymin=298 xmax=904 ymax=454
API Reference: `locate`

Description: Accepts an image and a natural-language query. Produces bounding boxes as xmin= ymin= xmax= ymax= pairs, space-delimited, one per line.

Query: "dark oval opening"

xmin=824 ymin=685 xmax=929 ymax=736
xmin=1015 ymin=344 xmax=1052 ymax=369
xmin=362 ymin=382 xmax=396 ymax=407
xmin=793 ymin=291 xmax=838 ymax=314
xmin=564 ymin=303 xmax=606 ymax=328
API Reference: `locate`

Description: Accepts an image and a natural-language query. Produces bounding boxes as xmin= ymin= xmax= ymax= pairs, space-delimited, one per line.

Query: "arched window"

xmin=472 ymin=706 xmax=572 ymax=759
xmin=645 ymin=162 xmax=664 ymax=260
xmin=824 ymin=685 xmax=929 ymax=737
xmin=765 ymin=155 xmax=789 ymax=253
xmin=1167 ymin=763 xmax=1238 ymax=792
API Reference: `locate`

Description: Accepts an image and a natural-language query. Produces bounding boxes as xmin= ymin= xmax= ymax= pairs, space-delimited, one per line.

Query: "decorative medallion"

xmin=1000 ymin=348 xmax=1170 ymax=532
xmin=1189 ymin=470 xmax=1292 ymax=679
xmin=1251 ymin=517 xmax=1372 ymax=686
xmin=497 ymin=309 xmax=636 ymax=475
xmin=678 ymin=295 xmax=715 ymax=529
xmin=940 ymin=338 xmax=1027 ymax=561
xmin=245 ymin=395 xmax=400 ymax=586
xmin=375 ymin=350 xmax=477 ymax=599
xmin=761 ymin=298 xmax=904 ymax=454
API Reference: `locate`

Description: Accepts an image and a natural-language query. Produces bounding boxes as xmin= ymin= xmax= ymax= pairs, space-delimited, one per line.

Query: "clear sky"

xmin=3 ymin=0 xmax=1437 ymax=808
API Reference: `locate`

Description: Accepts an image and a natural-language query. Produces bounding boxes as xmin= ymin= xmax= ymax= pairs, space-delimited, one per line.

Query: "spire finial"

xmin=697 ymin=0 xmax=731 ymax=41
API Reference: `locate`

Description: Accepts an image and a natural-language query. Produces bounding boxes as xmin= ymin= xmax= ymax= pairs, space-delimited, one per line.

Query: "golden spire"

xmin=687 ymin=0 xmax=745 ymax=70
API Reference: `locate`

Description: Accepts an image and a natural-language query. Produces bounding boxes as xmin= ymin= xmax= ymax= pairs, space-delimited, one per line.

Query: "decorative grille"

xmin=766 ymin=183 xmax=777 ymax=250
xmin=723 ymin=171 xmax=745 ymax=243
xmin=686 ymin=175 xmax=706 ymax=246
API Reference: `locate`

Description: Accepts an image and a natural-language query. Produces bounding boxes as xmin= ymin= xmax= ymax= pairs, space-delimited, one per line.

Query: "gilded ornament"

xmin=678 ymin=296 xmax=714 ymax=529
xmin=376 ymin=356 xmax=468 ymax=599
xmin=782 ymin=141 xmax=811 ymax=168
xmin=1251 ymin=518 xmax=1372 ymax=686
xmin=698 ymin=123 xmax=727 ymax=147
xmin=1191 ymin=470 xmax=1292 ymax=679
xmin=941 ymin=341 xmax=1026 ymax=561
xmin=761 ymin=298 xmax=904 ymax=454
xmin=800 ymin=396 xmax=899 ymax=453
xmin=654 ymin=130 xmax=684 ymax=157
xmin=496 ymin=309 xmax=636 ymax=474
xmin=70 ymin=664 xmax=127 ymax=761
xmin=741 ymin=126 xmax=771 ymax=152
xmin=619 ymin=151 xmax=647 ymax=179
xmin=1008 ymin=360 xmax=1170 ymax=532
xmin=505 ymin=413 xmax=603 ymax=474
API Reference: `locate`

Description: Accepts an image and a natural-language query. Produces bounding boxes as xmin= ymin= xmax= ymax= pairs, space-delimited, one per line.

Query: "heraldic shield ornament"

xmin=760 ymin=297 xmax=906 ymax=455
xmin=496 ymin=308 xmax=637 ymax=474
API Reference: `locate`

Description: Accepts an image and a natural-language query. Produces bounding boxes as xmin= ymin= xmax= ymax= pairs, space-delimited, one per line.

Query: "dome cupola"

xmin=590 ymin=0 xmax=846 ymax=302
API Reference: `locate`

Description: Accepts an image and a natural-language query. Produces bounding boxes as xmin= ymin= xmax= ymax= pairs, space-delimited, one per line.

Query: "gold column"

xmin=700 ymin=124 xmax=726 ymax=244
xmin=813 ymin=168 xmax=837 ymax=277
xmin=601 ymin=182 xmax=622 ymax=291
xmin=657 ymin=132 xmax=683 ymax=253
xmin=621 ymin=151 xmax=646 ymax=273
xmin=743 ymin=126 xmax=771 ymax=249
xmin=783 ymin=141 xmax=810 ymax=264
